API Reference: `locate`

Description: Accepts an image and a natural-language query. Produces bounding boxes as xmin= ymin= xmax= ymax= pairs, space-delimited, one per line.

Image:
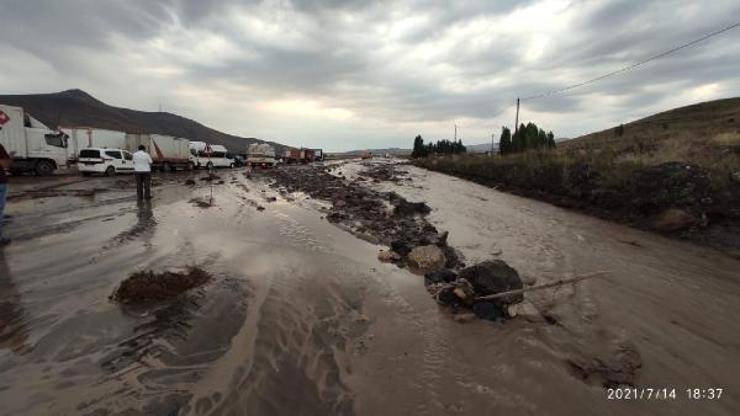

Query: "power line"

xmin=520 ymin=20 xmax=740 ymax=101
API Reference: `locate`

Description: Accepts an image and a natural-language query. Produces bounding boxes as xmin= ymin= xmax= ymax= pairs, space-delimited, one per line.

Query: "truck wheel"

xmin=105 ymin=166 xmax=116 ymax=176
xmin=206 ymin=162 xmax=214 ymax=170
xmin=163 ymin=163 xmax=171 ymax=172
xmin=187 ymin=162 xmax=195 ymax=171
xmin=35 ymin=160 xmax=55 ymax=176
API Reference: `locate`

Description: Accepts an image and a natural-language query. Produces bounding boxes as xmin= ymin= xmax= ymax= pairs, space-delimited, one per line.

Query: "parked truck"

xmin=126 ymin=134 xmax=191 ymax=171
xmin=283 ymin=148 xmax=316 ymax=164
xmin=246 ymin=143 xmax=277 ymax=167
xmin=0 ymin=104 xmax=70 ymax=175
xmin=61 ymin=127 xmax=126 ymax=163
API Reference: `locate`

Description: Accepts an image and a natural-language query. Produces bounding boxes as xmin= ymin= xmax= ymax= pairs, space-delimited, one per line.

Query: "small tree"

xmin=411 ymin=135 xmax=427 ymax=158
xmin=547 ymin=131 xmax=556 ymax=148
xmin=499 ymin=127 xmax=512 ymax=155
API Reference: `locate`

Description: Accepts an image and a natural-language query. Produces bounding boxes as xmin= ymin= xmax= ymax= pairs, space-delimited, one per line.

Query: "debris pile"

xmin=110 ymin=267 xmax=211 ymax=304
xmin=267 ymin=165 xmax=462 ymax=270
xmin=360 ymin=163 xmax=409 ymax=183
xmin=427 ymin=260 xmax=524 ymax=321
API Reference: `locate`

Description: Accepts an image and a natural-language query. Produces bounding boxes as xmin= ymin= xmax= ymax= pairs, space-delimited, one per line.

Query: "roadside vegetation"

xmin=413 ymin=117 xmax=740 ymax=253
xmin=411 ymin=135 xmax=466 ymax=158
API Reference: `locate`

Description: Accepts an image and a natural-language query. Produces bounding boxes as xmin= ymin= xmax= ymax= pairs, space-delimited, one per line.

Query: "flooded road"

xmin=1 ymin=162 xmax=739 ymax=415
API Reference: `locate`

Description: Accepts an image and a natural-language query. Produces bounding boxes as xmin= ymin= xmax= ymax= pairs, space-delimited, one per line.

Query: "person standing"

xmin=0 ymin=143 xmax=11 ymax=246
xmin=132 ymin=145 xmax=153 ymax=200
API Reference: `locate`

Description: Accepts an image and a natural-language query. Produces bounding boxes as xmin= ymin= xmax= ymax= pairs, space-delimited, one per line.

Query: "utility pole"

xmin=454 ymin=124 xmax=457 ymax=141
xmin=491 ymin=133 xmax=495 ymax=155
xmin=514 ymin=97 xmax=520 ymax=136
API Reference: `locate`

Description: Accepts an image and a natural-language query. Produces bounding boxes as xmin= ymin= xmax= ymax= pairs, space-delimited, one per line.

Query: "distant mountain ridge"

xmin=0 ymin=89 xmax=287 ymax=153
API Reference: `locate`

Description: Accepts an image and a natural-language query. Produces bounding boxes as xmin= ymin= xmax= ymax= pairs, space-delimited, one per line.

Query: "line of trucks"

xmin=0 ymin=104 xmax=322 ymax=176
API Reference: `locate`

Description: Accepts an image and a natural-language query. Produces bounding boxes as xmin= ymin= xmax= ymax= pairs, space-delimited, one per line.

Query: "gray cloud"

xmin=1 ymin=0 xmax=739 ymax=151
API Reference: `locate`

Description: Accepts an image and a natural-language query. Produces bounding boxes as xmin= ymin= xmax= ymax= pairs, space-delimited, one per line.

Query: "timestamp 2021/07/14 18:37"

xmin=607 ymin=387 xmax=724 ymax=401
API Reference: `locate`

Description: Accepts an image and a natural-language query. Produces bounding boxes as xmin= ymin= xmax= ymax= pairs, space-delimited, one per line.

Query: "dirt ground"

xmin=0 ymin=162 xmax=739 ymax=415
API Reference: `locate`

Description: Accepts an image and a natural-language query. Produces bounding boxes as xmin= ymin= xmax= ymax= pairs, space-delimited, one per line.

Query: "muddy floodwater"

xmin=1 ymin=162 xmax=739 ymax=415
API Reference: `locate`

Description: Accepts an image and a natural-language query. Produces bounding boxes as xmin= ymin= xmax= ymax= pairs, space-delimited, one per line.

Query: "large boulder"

xmin=407 ymin=245 xmax=446 ymax=272
xmin=458 ymin=260 xmax=523 ymax=303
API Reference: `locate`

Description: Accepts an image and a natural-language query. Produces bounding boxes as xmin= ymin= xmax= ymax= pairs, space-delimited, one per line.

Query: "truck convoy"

xmin=1 ymin=104 xmax=249 ymax=176
xmin=246 ymin=143 xmax=277 ymax=167
xmin=0 ymin=104 xmax=71 ymax=175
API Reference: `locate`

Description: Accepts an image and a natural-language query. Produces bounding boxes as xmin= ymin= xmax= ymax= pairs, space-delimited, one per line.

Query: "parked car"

xmin=77 ymin=148 xmax=134 ymax=176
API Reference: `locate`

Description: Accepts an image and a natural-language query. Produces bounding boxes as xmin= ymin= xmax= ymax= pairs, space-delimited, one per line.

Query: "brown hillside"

xmin=0 ymin=89 xmax=288 ymax=154
xmin=562 ymin=97 xmax=740 ymax=151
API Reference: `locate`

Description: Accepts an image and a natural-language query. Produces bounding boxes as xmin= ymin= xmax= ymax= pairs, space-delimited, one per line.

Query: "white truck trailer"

xmin=0 ymin=104 xmax=70 ymax=175
xmin=125 ymin=133 xmax=191 ymax=171
xmin=246 ymin=143 xmax=277 ymax=167
xmin=61 ymin=127 xmax=126 ymax=163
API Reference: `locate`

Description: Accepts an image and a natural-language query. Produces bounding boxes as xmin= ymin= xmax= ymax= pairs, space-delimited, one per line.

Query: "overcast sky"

xmin=2 ymin=0 xmax=739 ymax=151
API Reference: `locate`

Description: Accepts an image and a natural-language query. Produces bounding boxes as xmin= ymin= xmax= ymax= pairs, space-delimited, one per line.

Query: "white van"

xmin=77 ymin=148 xmax=134 ymax=176
xmin=189 ymin=141 xmax=234 ymax=169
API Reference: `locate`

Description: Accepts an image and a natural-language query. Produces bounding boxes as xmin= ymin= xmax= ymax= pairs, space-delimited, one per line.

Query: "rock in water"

xmin=407 ymin=245 xmax=447 ymax=272
xmin=394 ymin=200 xmax=431 ymax=216
xmin=459 ymin=260 xmax=524 ymax=303
xmin=424 ymin=269 xmax=458 ymax=285
xmin=653 ymin=208 xmax=697 ymax=232
xmin=377 ymin=250 xmax=401 ymax=263
xmin=430 ymin=279 xmax=475 ymax=308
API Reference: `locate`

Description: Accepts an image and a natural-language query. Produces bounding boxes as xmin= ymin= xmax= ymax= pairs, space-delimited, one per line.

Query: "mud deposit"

xmin=111 ymin=267 xmax=212 ymax=304
xmin=1 ymin=165 xmax=740 ymax=416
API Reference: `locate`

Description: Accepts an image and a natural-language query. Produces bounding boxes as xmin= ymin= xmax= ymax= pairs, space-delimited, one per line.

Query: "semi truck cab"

xmin=0 ymin=104 xmax=69 ymax=175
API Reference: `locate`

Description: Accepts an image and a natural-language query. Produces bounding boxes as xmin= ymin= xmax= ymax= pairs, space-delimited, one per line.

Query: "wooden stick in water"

xmin=474 ymin=271 xmax=610 ymax=301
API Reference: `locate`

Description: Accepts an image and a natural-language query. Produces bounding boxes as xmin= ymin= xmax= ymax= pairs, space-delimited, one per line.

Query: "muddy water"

xmin=0 ymin=165 xmax=738 ymax=415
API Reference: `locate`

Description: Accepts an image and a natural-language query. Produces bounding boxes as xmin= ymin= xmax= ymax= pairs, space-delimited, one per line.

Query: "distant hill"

xmin=0 ymin=89 xmax=287 ymax=154
xmin=329 ymin=147 xmax=412 ymax=157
